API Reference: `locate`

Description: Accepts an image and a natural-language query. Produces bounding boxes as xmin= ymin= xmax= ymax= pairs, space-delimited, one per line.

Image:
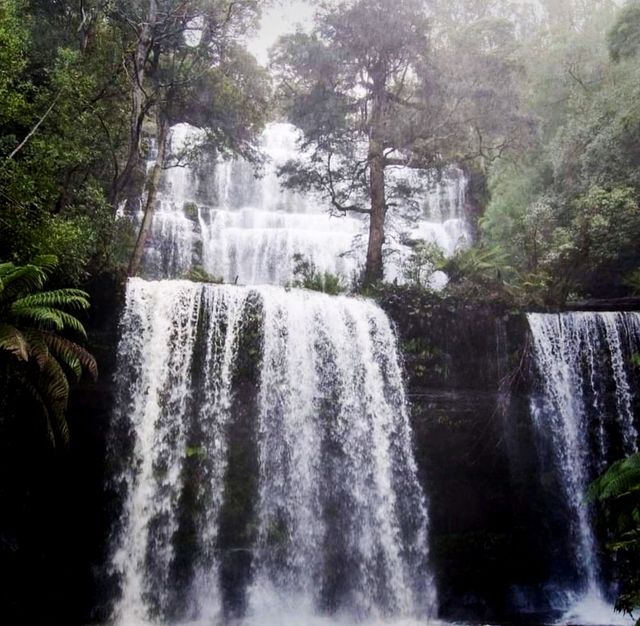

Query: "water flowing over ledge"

xmin=108 ymin=278 xmax=436 ymax=625
xmin=140 ymin=123 xmax=471 ymax=286
xmin=527 ymin=311 xmax=640 ymax=622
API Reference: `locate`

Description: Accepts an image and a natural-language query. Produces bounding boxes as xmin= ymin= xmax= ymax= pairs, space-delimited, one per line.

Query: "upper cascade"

xmin=527 ymin=311 xmax=640 ymax=622
xmin=138 ymin=122 xmax=470 ymax=285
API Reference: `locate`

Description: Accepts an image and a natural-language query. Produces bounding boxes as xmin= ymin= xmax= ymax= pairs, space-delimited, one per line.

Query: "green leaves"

xmin=288 ymin=253 xmax=348 ymax=295
xmin=590 ymin=453 xmax=640 ymax=620
xmin=0 ymin=262 xmax=47 ymax=298
xmin=608 ymin=3 xmax=640 ymax=62
xmin=0 ymin=256 xmax=97 ymax=446
xmin=589 ymin=454 xmax=640 ymax=502
xmin=13 ymin=288 xmax=91 ymax=311
xmin=0 ymin=323 xmax=28 ymax=360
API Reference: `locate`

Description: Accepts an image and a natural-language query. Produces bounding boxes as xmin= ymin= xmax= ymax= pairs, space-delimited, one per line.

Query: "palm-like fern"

xmin=589 ymin=454 xmax=640 ymax=503
xmin=0 ymin=256 xmax=97 ymax=445
xmin=440 ymin=245 xmax=512 ymax=285
xmin=589 ymin=454 xmax=640 ymax=622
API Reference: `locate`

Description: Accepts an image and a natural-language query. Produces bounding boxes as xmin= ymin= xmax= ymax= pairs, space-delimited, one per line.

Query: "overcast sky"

xmin=249 ymin=1 xmax=317 ymax=65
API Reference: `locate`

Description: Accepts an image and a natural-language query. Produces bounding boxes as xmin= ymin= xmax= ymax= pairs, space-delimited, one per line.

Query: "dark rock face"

xmin=377 ymin=288 xmax=560 ymax=622
xmin=0 ymin=271 xmax=126 ymax=625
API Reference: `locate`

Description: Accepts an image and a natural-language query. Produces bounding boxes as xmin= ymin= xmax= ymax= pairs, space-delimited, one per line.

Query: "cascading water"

xmin=247 ymin=287 xmax=434 ymax=624
xmin=109 ymin=116 xmax=456 ymax=625
xmin=108 ymin=279 xmax=436 ymax=625
xmin=527 ymin=312 xmax=640 ymax=623
xmin=141 ymin=122 xmax=470 ymax=285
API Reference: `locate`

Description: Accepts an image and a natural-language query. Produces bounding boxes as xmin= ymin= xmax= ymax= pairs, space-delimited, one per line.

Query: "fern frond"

xmin=38 ymin=334 xmax=81 ymax=381
xmin=589 ymin=454 xmax=640 ymax=501
xmin=40 ymin=358 xmax=71 ymax=444
xmin=13 ymin=289 xmax=91 ymax=312
xmin=0 ymin=323 xmax=29 ymax=361
xmin=10 ymin=305 xmax=64 ymax=331
xmin=23 ymin=332 xmax=51 ymax=371
xmin=0 ymin=264 xmax=47 ymax=299
xmin=42 ymin=333 xmax=98 ymax=381
xmin=32 ymin=255 xmax=58 ymax=274
xmin=57 ymin=311 xmax=88 ymax=338
xmin=41 ymin=357 xmax=70 ymax=409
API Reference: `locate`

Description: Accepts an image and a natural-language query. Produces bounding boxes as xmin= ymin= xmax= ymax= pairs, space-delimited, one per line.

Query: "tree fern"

xmin=0 ymin=323 xmax=28 ymax=361
xmin=589 ymin=453 xmax=640 ymax=622
xmin=589 ymin=454 xmax=640 ymax=502
xmin=42 ymin=333 xmax=97 ymax=381
xmin=0 ymin=257 xmax=97 ymax=446
xmin=13 ymin=289 xmax=91 ymax=311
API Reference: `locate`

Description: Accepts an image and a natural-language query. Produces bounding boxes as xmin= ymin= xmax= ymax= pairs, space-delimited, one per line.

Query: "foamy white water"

xmin=559 ymin=589 xmax=634 ymax=625
xmin=528 ymin=312 xmax=640 ymax=618
xmin=140 ymin=122 xmax=470 ymax=285
xmin=109 ymin=280 xmax=436 ymax=625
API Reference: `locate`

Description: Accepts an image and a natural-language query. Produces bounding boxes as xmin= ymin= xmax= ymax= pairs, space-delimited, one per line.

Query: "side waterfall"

xmin=527 ymin=312 xmax=640 ymax=618
xmin=109 ymin=279 xmax=435 ymax=625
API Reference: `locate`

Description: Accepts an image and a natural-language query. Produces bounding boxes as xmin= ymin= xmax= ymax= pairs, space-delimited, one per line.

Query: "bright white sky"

xmin=250 ymin=1 xmax=317 ymax=65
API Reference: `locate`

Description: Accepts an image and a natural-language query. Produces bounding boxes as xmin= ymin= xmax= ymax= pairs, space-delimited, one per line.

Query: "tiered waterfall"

xmin=107 ymin=121 xmax=457 ymax=625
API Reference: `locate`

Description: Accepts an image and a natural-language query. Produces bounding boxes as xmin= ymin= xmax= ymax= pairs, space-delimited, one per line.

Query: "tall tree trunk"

xmin=364 ymin=135 xmax=387 ymax=285
xmin=109 ymin=0 xmax=158 ymax=208
xmin=128 ymin=111 xmax=169 ymax=277
xmin=364 ymin=75 xmax=388 ymax=286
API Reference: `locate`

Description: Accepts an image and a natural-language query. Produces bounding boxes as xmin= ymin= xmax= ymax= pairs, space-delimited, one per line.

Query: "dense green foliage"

xmin=288 ymin=253 xmax=348 ymax=295
xmin=328 ymin=0 xmax=640 ymax=305
xmin=0 ymin=256 xmax=97 ymax=445
xmin=0 ymin=0 xmax=270 ymax=442
xmin=479 ymin=0 xmax=640 ymax=303
xmin=0 ymin=0 xmax=270 ymax=285
xmin=589 ymin=453 xmax=640 ymax=623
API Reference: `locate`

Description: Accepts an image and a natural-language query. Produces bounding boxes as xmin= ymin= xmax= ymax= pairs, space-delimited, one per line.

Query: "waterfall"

xmin=109 ymin=279 xmax=436 ymax=625
xmin=141 ymin=122 xmax=470 ymax=285
xmin=527 ymin=312 xmax=640 ymax=617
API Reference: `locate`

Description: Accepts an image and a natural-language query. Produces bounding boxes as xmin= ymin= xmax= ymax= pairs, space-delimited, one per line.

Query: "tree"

xmin=0 ymin=256 xmax=97 ymax=445
xmin=478 ymin=0 xmax=640 ymax=303
xmin=272 ymin=0 xmax=431 ymax=285
xmin=0 ymin=0 xmax=28 ymax=128
xmin=116 ymin=0 xmax=271 ymax=276
xmin=0 ymin=0 xmax=134 ymax=283
xmin=608 ymin=0 xmax=640 ymax=62
xmin=273 ymin=0 xmax=531 ymax=285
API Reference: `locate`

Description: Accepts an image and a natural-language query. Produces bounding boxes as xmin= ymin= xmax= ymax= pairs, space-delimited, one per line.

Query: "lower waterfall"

xmin=109 ymin=278 xmax=435 ymax=625
xmin=527 ymin=312 xmax=640 ymax=622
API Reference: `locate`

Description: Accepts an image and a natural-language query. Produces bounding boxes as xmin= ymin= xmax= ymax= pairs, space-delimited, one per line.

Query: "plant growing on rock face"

xmin=402 ymin=241 xmax=446 ymax=289
xmin=0 ymin=256 xmax=97 ymax=445
xmin=589 ymin=453 xmax=640 ymax=624
xmin=288 ymin=253 xmax=347 ymax=296
xmin=184 ymin=265 xmax=223 ymax=284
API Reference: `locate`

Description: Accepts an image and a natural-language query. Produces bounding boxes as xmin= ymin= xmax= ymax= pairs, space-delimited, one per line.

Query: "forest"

xmin=1 ymin=1 xmax=640 ymax=625
xmin=0 ymin=1 xmax=639 ymax=299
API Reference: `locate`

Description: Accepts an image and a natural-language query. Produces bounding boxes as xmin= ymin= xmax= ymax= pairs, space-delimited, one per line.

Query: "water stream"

xmin=528 ymin=312 xmax=640 ymax=623
xmin=142 ymin=123 xmax=470 ymax=285
xmin=108 ymin=118 xmax=640 ymax=625
xmin=109 ymin=280 xmax=436 ymax=625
